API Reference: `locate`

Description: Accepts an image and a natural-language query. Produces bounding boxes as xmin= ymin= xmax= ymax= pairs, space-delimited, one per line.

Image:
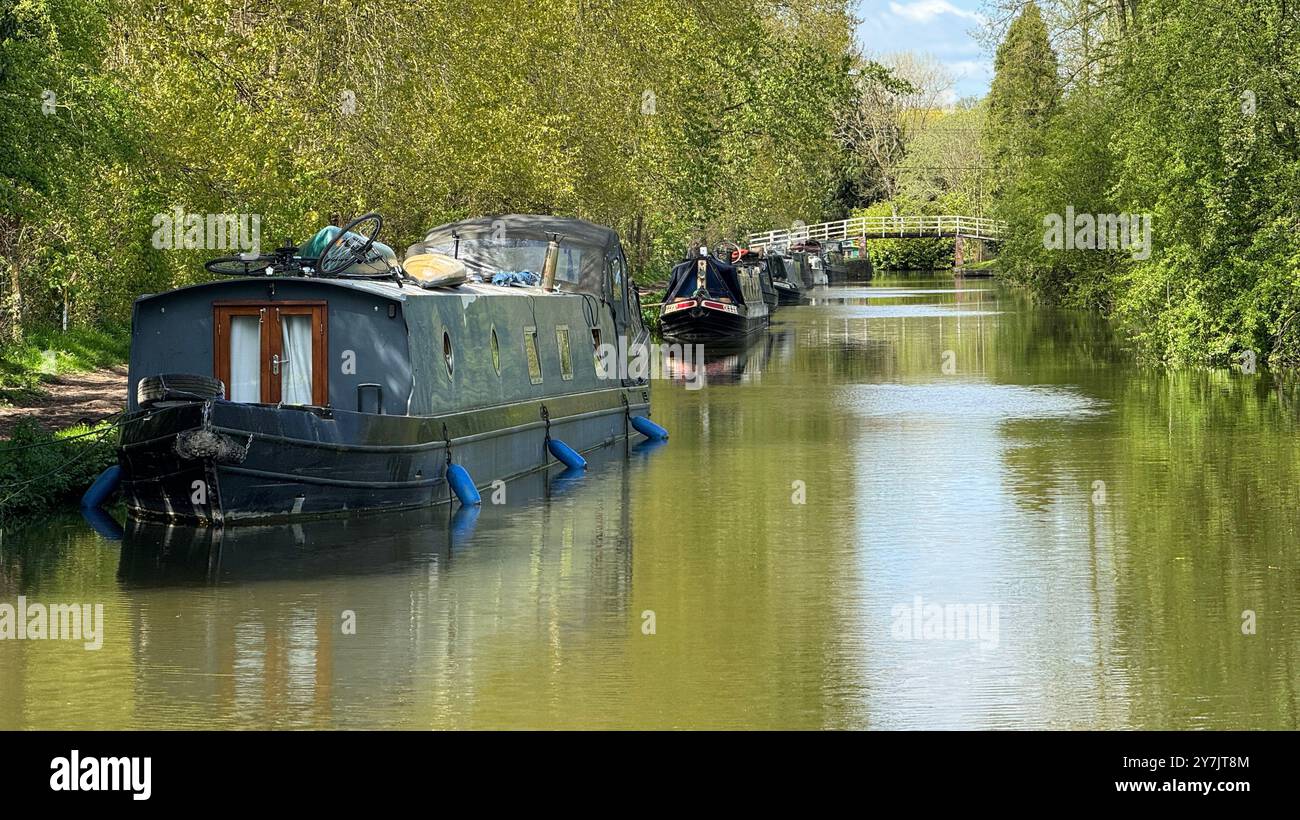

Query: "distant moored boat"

xmin=659 ymin=247 xmax=771 ymax=344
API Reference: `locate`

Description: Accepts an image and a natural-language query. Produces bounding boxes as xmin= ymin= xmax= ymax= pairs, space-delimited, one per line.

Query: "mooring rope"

xmin=0 ymin=410 xmax=127 ymax=453
xmin=0 ymin=415 xmax=126 ymax=513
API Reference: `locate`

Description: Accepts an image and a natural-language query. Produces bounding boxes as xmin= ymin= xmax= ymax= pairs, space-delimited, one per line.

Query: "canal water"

xmin=2 ymin=276 xmax=1297 ymax=729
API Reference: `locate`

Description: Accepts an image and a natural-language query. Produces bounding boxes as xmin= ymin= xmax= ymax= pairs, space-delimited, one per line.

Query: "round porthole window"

xmin=490 ymin=327 xmax=501 ymax=375
xmin=443 ymin=331 xmax=454 ymax=376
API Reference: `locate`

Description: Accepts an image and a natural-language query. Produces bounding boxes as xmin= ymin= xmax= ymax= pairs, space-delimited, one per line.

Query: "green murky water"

xmin=2 ymin=276 xmax=1297 ymax=729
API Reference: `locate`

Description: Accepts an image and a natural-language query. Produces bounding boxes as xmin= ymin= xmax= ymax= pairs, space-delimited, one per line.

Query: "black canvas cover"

xmin=665 ymin=254 xmax=746 ymax=303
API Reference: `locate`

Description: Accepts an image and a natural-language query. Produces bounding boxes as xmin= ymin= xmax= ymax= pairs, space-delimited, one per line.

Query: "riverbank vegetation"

xmin=0 ymin=323 xmax=129 ymax=401
xmin=0 ymin=419 xmax=118 ymax=522
xmin=984 ymin=0 xmax=1300 ymax=367
xmin=2 ymin=0 xmax=866 ymax=354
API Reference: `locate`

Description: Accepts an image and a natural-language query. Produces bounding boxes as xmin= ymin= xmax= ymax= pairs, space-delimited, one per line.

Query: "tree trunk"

xmin=0 ymin=215 xmax=24 ymax=344
xmin=633 ymin=211 xmax=647 ymax=280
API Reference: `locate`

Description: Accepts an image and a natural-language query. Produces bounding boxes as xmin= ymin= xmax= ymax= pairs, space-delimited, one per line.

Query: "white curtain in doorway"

xmin=280 ymin=314 xmax=314 ymax=405
xmin=229 ymin=315 xmax=261 ymax=402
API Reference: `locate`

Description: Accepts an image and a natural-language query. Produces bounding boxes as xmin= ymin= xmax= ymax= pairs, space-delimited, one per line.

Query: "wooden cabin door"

xmin=213 ymin=302 xmax=328 ymax=406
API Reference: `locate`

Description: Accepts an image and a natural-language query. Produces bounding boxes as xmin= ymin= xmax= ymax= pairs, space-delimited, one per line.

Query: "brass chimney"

xmin=541 ymin=233 xmax=563 ymax=291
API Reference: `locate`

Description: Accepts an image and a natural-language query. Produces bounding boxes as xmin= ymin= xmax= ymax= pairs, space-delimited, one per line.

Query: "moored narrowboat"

xmin=790 ymin=241 xmax=829 ymax=287
xmin=116 ymin=213 xmax=661 ymax=525
xmin=823 ymin=239 xmax=848 ymax=280
xmin=659 ymin=248 xmax=770 ymax=344
xmin=820 ymin=239 xmax=872 ymax=281
xmin=767 ymin=251 xmax=804 ymax=305
xmin=730 ymin=248 xmax=779 ymax=313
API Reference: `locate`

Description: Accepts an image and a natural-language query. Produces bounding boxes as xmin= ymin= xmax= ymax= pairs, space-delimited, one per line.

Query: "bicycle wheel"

xmin=205 ymin=256 xmax=273 ymax=276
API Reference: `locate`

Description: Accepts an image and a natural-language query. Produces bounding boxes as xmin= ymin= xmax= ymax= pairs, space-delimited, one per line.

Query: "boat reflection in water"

xmin=656 ymin=326 xmax=790 ymax=387
xmin=112 ymin=445 xmax=647 ymax=728
xmin=119 ymin=445 xmax=638 ymax=587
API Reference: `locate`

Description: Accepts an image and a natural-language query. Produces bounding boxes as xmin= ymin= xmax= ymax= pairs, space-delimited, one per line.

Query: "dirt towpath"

xmin=0 ymin=366 xmax=129 ymax=437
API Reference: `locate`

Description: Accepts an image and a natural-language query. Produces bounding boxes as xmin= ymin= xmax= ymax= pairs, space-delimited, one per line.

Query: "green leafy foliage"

xmin=0 ymin=418 xmax=118 ymax=522
xmin=984 ymin=0 xmax=1058 ymax=185
xmin=852 ymin=200 xmax=954 ymax=270
xmin=1 ymin=0 xmax=860 ymax=346
xmin=986 ymin=0 xmax=1300 ymax=367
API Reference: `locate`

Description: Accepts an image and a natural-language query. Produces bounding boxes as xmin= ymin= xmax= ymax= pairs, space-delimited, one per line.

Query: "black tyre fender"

xmin=136 ymin=373 xmax=226 ymax=407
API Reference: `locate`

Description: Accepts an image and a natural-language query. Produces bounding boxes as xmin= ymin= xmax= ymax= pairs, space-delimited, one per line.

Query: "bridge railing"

xmin=747 ymin=215 xmax=1008 ymax=248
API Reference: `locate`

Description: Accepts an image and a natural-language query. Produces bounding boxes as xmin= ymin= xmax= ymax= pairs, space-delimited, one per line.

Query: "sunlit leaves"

xmin=1 ymin=0 xmax=858 ymax=336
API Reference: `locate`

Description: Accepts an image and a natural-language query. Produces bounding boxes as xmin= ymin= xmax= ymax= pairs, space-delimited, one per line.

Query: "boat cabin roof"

xmin=408 ymin=215 xmax=624 ymax=296
xmin=133 ymin=270 xmax=601 ymax=309
xmin=413 ymin=214 xmax=621 ymax=253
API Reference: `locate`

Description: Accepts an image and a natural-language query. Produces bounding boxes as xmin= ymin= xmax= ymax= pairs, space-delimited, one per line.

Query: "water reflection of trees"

xmin=800 ymin=281 xmax=1299 ymax=727
xmin=641 ymin=322 xmax=867 ymax=727
xmin=990 ymin=295 xmax=1300 ymax=728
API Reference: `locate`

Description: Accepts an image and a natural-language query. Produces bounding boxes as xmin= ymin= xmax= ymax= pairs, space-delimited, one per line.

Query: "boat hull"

xmin=774 ymin=283 xmax=803 ymax=305
xmin=659 ymin=301 xmax=767 ymax=344
xmin=118 ymin=386 xmax=651 ymax=525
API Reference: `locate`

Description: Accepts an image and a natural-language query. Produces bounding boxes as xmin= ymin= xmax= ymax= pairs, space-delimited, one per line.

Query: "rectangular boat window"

xmin=610 ymin=256 xmax=624 ymax=303
xmin=229 ymin=313 xmax=263 ymax=402
xmin=426 ymin=239 xmax=585 ymax=286
xmin=280 ymin=313 xmax=314 ymax=405
xmin=558 ymin=246 xmax=582 ymax=285
xmin=215 ymin=302 xmax=328 ymax=405
xmin=556 ymin=325 xmax=573 ymax=380
xmin=524 ymin=326 xmax=543 ymax=385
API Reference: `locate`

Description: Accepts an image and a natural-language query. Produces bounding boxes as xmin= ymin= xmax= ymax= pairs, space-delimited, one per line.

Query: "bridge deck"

xmin=747 ymin=215 xmax=1007 ymax=248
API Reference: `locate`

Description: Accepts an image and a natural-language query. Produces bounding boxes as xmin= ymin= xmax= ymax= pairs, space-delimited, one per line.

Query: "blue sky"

xmin=854 ymin=0 xmax=992 ymax=102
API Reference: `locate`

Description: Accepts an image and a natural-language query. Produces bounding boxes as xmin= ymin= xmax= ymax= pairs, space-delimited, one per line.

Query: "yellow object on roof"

xmin=404 ymin=253 xmax=469 ymax=288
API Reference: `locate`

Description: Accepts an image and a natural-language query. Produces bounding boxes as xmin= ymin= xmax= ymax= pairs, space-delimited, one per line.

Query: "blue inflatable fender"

xmin=81 ymin=465 xmax=122 ymax=510
xmin=630 ymin=415 xmax=669 ymax=441
xmin=445 ymin=462 xmax=482 ymax=506
xmin=546 ymin=438 xmax=587 ymax=470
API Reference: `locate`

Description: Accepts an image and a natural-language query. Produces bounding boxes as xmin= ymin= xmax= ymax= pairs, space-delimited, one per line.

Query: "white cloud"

xmin=944 ymin=59 xmax=993 ymax=79
xmin=858 ymin=0 xmax=993 ymax=97
xmin=887 ymin=0 xmax=984 ymax=24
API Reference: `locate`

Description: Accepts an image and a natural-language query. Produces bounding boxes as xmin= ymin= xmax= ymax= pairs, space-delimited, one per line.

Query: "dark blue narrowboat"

xmin=658 ymin=249 xmax=770 ymax=344
xmin=116 ymin=213 xmax=661 ymax=525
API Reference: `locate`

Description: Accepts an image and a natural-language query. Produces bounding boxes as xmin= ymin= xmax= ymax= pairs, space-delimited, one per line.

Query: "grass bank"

xmin=0 ymin=419 xmax=120 ymax=525
xmin=0 ymin=324 xmax=130 ymax=403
